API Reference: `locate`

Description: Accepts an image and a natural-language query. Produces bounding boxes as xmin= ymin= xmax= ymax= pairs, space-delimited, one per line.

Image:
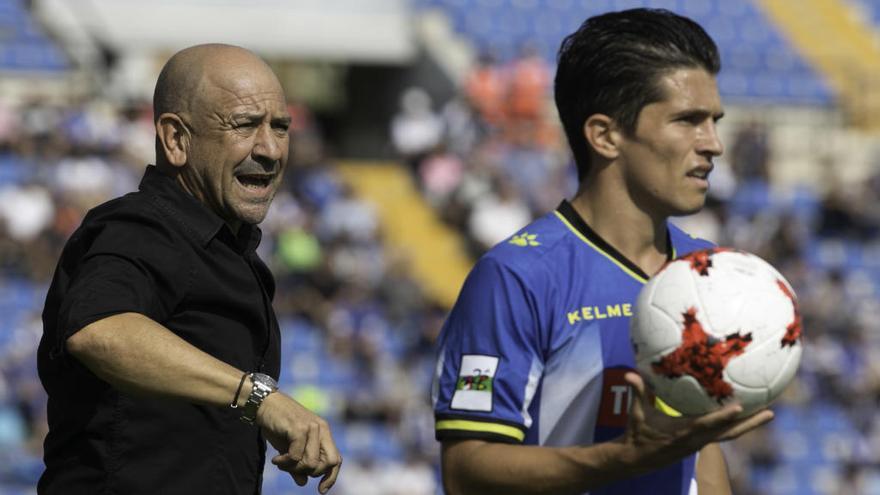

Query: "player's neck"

xmin=570 ymin=184 xmax=669 ymax=276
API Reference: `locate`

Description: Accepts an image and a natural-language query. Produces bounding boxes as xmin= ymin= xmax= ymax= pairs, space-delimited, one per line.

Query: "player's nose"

xmin=697 ymin=121 xmax=724 ymax=157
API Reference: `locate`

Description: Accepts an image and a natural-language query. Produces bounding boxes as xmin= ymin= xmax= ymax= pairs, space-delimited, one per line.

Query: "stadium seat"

xmin=417 ymin=0 xmax=833 ymax=104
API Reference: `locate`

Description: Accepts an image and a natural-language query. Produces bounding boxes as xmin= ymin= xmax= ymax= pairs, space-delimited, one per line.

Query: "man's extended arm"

xmin=67 ymin=312 xmax=341 ymax=493
xmin=440 ymin=373 xmax=770 ymax=495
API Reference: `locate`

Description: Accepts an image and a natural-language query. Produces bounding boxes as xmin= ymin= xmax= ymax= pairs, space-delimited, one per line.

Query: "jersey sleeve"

xmin=433 ymin=255 xmax=545 ymax=444
xmin=58 ymin=215 xmax=185 ymax=343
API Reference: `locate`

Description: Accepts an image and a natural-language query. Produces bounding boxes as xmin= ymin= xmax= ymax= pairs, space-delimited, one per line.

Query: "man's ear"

xmin=583 ymin=113 xmax=620 ymax=161
xmin=155 ymin=113 xmax=190 ymax=168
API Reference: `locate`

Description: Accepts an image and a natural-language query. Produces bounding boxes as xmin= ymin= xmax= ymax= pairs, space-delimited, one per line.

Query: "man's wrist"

xmin=230 ymin=372 xmax=250 ymax=409
xmin=240 ymin=372 xmax=277 ymax=424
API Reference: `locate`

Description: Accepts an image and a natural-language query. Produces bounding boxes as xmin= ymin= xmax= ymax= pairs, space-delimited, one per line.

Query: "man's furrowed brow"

xmin=231 ymin=112 xmax=265 ymax=122
xmin=273 ymin=115 xmax=292 ymax=126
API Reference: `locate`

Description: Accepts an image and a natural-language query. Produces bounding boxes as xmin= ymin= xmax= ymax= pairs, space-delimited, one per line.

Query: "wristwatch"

xmin=240 ymin=372 xmax=278 ymax=425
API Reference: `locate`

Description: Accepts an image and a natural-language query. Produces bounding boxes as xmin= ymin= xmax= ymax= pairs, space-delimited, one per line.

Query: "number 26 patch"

xmin=451 ymin=355 xmax=499 ymax=412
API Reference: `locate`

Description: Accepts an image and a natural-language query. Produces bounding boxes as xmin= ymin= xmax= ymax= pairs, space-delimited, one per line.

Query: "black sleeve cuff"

xmin=435 ymin=414 xmax=527 ymax=444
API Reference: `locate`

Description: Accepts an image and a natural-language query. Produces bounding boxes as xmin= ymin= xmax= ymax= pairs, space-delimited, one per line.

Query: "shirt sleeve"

xmin=433 ymin=255 xmax=545 ymax=444
xmin=58 ymin=215 xmax=186 ymax=342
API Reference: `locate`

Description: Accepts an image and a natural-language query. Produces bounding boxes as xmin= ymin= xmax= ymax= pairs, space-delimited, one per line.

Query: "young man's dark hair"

xmin=555 ymin=8 xmax=721 ymax=181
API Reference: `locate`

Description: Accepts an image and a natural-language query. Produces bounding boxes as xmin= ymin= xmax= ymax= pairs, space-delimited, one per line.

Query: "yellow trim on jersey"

xmin=553 ymin=211 xmax=649 ymax=284
xmin=654 ymin=396 xmax=683 ymax=417
xmin=436 ymin=419 xmax=526 ymax=442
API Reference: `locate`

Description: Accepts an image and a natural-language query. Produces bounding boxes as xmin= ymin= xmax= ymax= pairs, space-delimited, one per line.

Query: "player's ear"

xmin=584 ymin=113 xmax=619 ymax=160
xmin=156 ymin=113 xmax=191 ymax=168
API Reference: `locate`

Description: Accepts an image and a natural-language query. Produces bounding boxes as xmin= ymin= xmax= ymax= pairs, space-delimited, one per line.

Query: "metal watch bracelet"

xmin=240 ymin=372 xmax=278 ymax=425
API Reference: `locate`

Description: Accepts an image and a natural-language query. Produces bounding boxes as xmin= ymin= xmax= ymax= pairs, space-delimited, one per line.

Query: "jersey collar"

xmin=555 ymin=200 xmax=673 ymax=283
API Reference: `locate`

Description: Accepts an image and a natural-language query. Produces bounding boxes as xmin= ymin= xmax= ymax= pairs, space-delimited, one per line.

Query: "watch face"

xmin=253 ymin=373 xmax=278 ymax=390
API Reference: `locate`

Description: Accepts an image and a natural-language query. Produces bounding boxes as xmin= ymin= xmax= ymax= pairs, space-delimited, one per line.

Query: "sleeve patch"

xmin=450 ymin=354 xmax=499 ymax=412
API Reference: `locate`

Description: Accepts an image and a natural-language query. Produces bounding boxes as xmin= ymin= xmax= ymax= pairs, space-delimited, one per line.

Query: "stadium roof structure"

xmin=35 ymin=0 xmax=417 ymax=63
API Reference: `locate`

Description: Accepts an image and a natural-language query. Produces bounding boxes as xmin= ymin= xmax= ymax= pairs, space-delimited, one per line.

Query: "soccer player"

xmin=432 ymin=8 xmax=774 ymax=495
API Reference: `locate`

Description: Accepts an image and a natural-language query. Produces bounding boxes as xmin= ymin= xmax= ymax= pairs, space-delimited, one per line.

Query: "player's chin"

xmin=666 ymin=202 xmax=704 ymax=218
xmin=679 ymin=203 xmax=706 ymax=216
xmin=672 ymin=193 xmax=708 ymax=216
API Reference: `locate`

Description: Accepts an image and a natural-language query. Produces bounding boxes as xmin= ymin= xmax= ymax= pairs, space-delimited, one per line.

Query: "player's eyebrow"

xmin=671 ymin=109 xmax=725 ymax=122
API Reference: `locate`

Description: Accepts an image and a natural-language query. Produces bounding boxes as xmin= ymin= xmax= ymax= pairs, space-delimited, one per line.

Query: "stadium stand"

xmin=0 ymin=0 xmax=67 ymax=72
xmin=417 ymin=0 xmax=835 ymax=105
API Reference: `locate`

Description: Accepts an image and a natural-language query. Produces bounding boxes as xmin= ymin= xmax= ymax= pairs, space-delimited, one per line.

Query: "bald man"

xmin=37 ymin=44 xmax=341 ymax=495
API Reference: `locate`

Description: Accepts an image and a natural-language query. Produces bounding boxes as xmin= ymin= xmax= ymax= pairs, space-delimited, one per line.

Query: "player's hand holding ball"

xmin=610 ymin=248 xmax=797 ymax=474
xmin=618 ymin=370 xmax=775 ymax=475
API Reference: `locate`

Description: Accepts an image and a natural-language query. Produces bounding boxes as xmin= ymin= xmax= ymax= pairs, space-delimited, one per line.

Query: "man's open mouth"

xmin=236 ymin=174 xmax=274 ymax=189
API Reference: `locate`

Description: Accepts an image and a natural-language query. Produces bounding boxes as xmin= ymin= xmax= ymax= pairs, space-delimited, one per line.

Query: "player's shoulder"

xmin=667 ymin=221 xmax=715 ymax=256
xmin=481 ymin=208 xmax=570 ymax=275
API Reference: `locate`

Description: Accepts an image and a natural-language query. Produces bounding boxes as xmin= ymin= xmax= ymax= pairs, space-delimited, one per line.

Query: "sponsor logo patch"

xmin=451 ymin=355 xmax=499 ymax=412
xmin=597 ymin=368 xmax=632 ymax=428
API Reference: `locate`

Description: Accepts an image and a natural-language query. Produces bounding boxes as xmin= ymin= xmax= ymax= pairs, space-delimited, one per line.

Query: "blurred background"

xmin=1 ymin=0 xmax=880 ymax=493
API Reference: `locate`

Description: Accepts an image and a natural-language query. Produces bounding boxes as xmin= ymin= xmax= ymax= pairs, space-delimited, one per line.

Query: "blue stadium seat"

xmin=0 ymin=0 xmax=69 ymax=72
xmin=335 ymin=422 xmax=404 ymax=462
xmin=419 ymin=0 xmax=834 ymax=104
xmin=0 ymin=155 xmax=34 ymax=185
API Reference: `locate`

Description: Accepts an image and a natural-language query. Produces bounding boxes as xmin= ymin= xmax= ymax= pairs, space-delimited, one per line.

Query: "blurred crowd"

xmin=2 ymin=46 xmax=880 ymax=495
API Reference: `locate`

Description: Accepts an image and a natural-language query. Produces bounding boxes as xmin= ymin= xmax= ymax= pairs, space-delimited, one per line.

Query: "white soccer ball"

xmin=630 ymin=248 xmax=803 ymax=416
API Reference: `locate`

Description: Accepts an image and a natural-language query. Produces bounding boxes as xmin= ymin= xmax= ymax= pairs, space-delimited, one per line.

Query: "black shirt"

xmin=37 ymin=165 xmax=281 ymax=495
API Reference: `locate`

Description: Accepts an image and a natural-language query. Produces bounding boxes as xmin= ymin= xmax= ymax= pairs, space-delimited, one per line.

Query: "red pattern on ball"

xmin=652 ymin=307 xmax=753 ymax=402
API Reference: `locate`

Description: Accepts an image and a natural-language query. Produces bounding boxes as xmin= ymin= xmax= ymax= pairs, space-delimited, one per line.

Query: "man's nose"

xmin=252 ymin=124 xmax=284 ymax=165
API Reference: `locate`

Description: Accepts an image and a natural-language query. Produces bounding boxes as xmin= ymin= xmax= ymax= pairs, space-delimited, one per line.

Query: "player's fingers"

xmin=318 ymin=463 xmax=342 ymax=494
xmin=623 ymin=371 xmax=648 ymax=423
xmin=690 ymin=404 xmax=743 ymax=431
xmin=715 ymin=409 xmax=774 ymax=441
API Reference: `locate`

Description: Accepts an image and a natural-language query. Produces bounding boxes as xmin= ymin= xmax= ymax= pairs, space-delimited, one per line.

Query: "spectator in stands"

xmin=418 ymin=142 xmax=465 ymax=208
xmin=729 ymin=120 xmax=770 ymax=183
xmin=37 ymin=44 xmax=340 ymax=495
xmin=390 ymin=86 xmax=444 ymax=179
xmin=466 ymin=174 xmax=531 ymax=252
xmin=506 ymin=43 xmax=551 ymax=125
xmin=464 ymin=51 xmax=507 ymax=128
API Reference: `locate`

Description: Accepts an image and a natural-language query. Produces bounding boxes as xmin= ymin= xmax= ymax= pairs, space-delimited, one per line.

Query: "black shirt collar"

xmin=556 ymin=200 xmax=672 ymax=280
xmin=139 ymin=165 xmax=261 ymax=252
